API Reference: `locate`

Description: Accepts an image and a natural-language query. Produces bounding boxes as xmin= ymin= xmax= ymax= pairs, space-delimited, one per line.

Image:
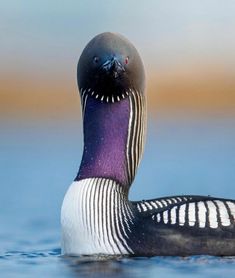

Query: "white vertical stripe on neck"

xmin=126 ymin=90 xmax=145 ymax=184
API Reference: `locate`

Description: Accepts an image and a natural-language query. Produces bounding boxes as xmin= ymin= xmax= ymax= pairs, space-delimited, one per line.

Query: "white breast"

xmin=61 ymin=178 xmax=133 ymax=255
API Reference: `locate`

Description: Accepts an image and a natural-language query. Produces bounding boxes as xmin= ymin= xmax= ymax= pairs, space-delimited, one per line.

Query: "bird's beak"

xmin=101 ymin=57 xmax=125 ymax=78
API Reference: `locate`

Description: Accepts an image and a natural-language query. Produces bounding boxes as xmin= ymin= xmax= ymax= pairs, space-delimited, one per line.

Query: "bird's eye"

xmin=124 ymin=56 xmax=129 ymax=64
xmin=93 ymin=56 xmax=99 ymax=63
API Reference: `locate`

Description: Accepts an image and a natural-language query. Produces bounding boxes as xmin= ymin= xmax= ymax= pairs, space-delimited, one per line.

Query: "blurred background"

xmin=1 ymin=1 xmax=235 ymax=121
xmin=1 ymin=0 xmax=235 ymax=256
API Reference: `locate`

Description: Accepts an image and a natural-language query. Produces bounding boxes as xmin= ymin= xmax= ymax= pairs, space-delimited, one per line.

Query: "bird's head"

xmin=77 ymin=32 xmax=145 ymax=103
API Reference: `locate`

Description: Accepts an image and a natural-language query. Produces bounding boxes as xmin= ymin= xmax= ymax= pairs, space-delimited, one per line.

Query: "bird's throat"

xmin=76 ymin=91 xmax=146 ymax=189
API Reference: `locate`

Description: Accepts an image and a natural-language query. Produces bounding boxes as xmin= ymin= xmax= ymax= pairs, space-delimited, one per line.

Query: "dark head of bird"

xmin=77 ymin=32 xmax=145 ymax=103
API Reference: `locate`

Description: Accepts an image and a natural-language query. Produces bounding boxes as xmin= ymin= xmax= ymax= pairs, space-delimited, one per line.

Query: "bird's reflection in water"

xmin=61 ymin=254 xmax=235 ymax=278
xmin=61 ymin=254 xmax=148 ymax=278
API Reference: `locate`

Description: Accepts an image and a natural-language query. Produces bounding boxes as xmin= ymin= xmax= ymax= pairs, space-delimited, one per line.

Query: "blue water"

xmin=1 ymin=115 xmax=235 ymax=277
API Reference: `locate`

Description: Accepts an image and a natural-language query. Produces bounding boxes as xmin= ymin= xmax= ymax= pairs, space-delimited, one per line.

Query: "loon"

xmin=61 ymin=32 xmax=235 ymax=256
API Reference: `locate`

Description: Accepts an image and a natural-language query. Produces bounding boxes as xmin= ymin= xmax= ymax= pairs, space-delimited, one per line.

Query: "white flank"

xmin=207 ymin=201 xmax=218 ymax=228
xmin=179 ymin=204 xmax=186 ymax=226
xmin=197 ymin=202 xmax=207 ymax=228
xmin=188 ymin=202 xmax=196 ymax=226
xmin=170 ymin=206 xmax=177 ymax=224
xmin=156 ymin=214 xmax=161 ymax=222
xmin=227 ymin=201 xmax=235 ymax=221
xmin=215 ymin=200 xmax=231 ymax=226
xmin=163 ymin=210 xmax=168 ymax=224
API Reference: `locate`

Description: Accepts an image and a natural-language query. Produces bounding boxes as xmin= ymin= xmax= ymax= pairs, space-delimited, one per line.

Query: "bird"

xmin=61 ymin=32 xmax=235 ymax=256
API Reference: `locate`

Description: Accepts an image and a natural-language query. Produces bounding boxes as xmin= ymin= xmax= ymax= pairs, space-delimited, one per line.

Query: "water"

xmin=1 ymin=115 xmax=235 ymax=277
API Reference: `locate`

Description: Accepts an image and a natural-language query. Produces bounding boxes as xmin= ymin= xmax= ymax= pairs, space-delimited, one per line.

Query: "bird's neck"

xmin=76 ymin=90 xmax=146 ymax=190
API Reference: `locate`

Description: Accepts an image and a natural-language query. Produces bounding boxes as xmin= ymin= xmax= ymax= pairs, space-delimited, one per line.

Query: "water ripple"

xmin=1 ymin=249 xmax=235 ymax=278
xmin=1 ymin=248 xmax=61 ymax=260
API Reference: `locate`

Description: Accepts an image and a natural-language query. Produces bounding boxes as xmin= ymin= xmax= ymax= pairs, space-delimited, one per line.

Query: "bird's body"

xmin=61 ymin=32 xmax=235 ymax=256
